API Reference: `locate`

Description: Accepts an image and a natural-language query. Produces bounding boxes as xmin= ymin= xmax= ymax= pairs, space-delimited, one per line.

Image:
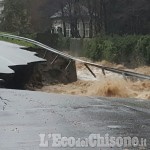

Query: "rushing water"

xmin=40 ymin=60 xmax=150 ymax=100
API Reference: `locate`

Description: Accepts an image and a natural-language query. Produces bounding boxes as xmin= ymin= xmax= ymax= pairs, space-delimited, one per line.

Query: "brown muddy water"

xmin=39 ymin=60 xmax=150 ymax=100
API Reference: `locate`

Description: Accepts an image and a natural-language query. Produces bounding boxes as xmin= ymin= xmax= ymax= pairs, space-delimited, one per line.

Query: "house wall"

xmin=78 ymin=21 xmax=90 ymax=38
xmin=51 ymin=19 xmax=90 ymax=38
xmin=52 ymin=19 xmax=63 ymax=33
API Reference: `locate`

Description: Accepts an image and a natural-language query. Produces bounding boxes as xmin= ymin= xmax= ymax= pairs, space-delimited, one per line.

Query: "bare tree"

xmin=86 ymin=0 xmax=94 ymax=38
xmin=78 ymin=4 xmax=85 ymax=38
xmin=60 ymin=1 xmax=66 ymax=37
xmin=65 ymin=0 xmax=80 ymax=38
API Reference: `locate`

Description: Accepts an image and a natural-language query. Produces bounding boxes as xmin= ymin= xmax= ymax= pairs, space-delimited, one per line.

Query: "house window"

xmin=85 ymin=23 xmax=89 ymax=37
xmin=66 ymin=29 xmax=71 ymax=37
xmin=85 ymin=29 xmax=89 ymax=37
xmin=66 ymin=23 xmax=71 ymax=37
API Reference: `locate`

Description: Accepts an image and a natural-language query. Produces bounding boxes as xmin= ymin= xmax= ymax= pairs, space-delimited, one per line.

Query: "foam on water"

xmin=39 ymin=60 xmax=150 ymax=100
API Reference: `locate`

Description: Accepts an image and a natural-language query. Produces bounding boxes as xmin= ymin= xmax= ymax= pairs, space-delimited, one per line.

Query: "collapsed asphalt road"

xmin=0 ymin=41 xmax=44 ymax=74
xmin=0 ymin=89 xmax=149 ymax=150
xmin=0 ymin=41 xmax=45 ymax=89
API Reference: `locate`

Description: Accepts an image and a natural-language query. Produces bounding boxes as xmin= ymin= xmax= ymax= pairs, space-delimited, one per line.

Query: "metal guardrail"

xmin=0 ymin=33 xmax=150 ymax=80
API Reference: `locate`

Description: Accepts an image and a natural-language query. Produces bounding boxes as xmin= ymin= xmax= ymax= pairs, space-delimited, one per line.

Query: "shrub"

xmin=111 ymin=35 xmax=140 ymax=63
xmin=135 ymin=36 xmax=150 ymax=65
xmin=84 ymin=37 xmax=118 ymax=62
xmin=36 ymin=30 xmax=59 ymax=48
xmin=85 ymin=38 xmax=103 ymax=60
xmin=83 ymin=35 xmax=150 ymax=66
xmin=102 ymin=40 xmax=118 ymax=62
xmin=57 ymin=35 xmax=70 ymax=50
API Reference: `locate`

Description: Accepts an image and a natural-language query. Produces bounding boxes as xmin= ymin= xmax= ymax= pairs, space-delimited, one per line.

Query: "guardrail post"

xmin=43 ymin=50 xmax=47 ymax=59
xmin=51 ymin=55 xmax=59 ymax=65
xmin=102 ymin=68 xmax=106 ymax=76
xmin=65 ymin=60 xmax=72 ymax=70
xmin=84 ymin=63 xmax=96 ymax=78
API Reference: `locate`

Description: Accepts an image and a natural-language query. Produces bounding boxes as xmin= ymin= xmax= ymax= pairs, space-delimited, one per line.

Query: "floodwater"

xmin=40 ymin=60 xmax=150 ymax=100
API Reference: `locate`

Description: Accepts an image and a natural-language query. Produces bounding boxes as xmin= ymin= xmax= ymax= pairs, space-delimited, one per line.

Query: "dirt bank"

xmin=37 ymin=60 xmax=150 ymax=100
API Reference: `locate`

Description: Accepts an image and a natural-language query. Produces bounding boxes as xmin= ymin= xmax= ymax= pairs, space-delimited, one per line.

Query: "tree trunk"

xmin=81 ymin=18 xmax=85 ymax=38
xmin=60 ymin=2 xmax=66 ymax=37
xmin=89 ymin=18 xmax=93 ymax=38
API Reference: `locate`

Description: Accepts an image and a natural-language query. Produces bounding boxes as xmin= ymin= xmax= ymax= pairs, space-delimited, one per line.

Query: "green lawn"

xmin=0 ymin=32 xmax=36 ymax=48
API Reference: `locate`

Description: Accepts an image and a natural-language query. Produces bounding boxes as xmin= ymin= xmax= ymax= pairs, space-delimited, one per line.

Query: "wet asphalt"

xmin=0 ymin=89 xmax=149 ymax=150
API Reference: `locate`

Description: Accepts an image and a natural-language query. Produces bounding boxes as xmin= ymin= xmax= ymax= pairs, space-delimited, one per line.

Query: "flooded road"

xmin=40 ymin=60 xmax=150 ymax=100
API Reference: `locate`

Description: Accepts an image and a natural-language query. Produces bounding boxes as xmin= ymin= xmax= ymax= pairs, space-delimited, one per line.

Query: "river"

xmin=39 ymin=60 xmax=150 ymax=100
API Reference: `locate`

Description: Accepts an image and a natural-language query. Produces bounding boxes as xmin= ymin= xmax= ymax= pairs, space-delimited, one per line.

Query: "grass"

xmin=0 ymin=32 xmax=36 ymax=48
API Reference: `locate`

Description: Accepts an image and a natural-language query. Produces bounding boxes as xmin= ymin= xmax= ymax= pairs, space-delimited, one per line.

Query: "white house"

xmin=50 ymin=5 xmax=91 ymax=38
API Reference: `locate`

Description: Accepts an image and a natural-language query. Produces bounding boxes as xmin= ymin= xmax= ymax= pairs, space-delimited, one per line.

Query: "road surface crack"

xmin=0 ymin=96 xmax=10 ymax=111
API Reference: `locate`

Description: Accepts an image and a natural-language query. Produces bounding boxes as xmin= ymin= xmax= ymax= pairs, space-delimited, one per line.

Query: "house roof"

xmin=50 ymin=4 xmax=89 ymax=19
xmin=0 ymin=41 xmax=45 ymax=74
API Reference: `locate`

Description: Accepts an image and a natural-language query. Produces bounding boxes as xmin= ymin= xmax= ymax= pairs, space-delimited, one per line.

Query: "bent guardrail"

xmin=0 ymin=33 xmax=150 ymax=80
